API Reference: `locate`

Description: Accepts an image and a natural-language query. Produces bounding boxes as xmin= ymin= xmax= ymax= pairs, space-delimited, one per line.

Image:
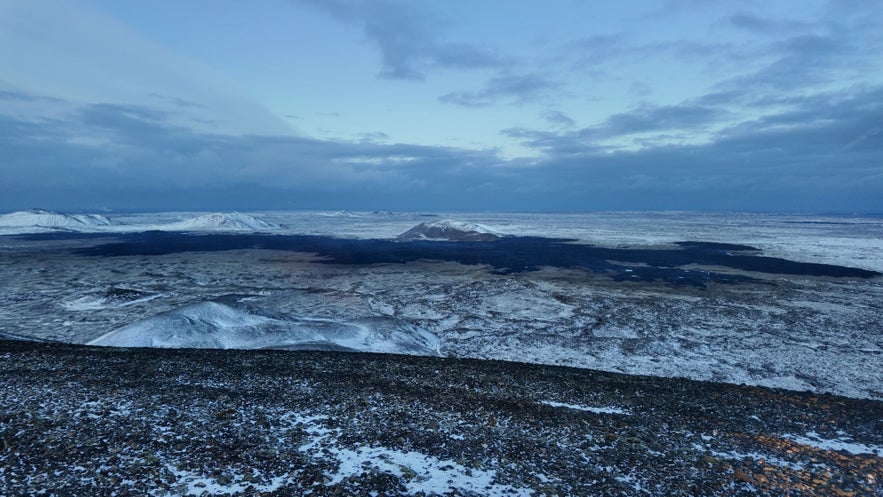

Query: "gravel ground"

xmin=1 ymin=340 xmax=881 ymax=496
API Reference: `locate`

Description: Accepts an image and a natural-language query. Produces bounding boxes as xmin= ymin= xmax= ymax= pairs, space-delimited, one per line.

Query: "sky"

xmin=1 ymin=0 xmax=882 ymax=213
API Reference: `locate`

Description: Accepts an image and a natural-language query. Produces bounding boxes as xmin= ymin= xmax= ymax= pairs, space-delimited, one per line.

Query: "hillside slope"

xmin=1 ymin=340 xmax=879 ymax=496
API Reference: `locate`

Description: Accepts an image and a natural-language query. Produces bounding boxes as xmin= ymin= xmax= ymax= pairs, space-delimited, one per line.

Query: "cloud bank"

xmin=2 ymin=83 xmax=880 ymax=212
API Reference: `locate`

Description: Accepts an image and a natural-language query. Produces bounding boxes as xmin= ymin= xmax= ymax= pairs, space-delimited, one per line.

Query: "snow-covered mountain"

xmin=159 ymin=212 xmax=280 ymax=232
xmin=87 ymin=301 xmax=441 ymax=355
xmin=0 ymin=209 xmax=111 ymax=231
xmin=397 ymin=220 xmax=500 ymax=241
xmin=318 ymin=210 xmax=362 ymax=218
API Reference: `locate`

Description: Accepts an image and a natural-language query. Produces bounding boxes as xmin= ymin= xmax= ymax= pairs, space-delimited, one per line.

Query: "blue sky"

xmin=1 ymin=0 xmax=881 ymax=212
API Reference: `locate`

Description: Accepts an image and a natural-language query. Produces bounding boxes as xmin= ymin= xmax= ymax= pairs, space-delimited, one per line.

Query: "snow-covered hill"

xmin=397 ymin=220 xmax=500 ymax=241
xmin=159 ymin=212 xmax=280 ymax=232
xmin=0 ymin=209 xmax=282 ymax=235
xmin=318 ymin=210 xmax=362 ymax=218
xmin=0 ymin=209 xmax=111 ymax=232
xmin=87 ymin=301 xmax=441 ymax=355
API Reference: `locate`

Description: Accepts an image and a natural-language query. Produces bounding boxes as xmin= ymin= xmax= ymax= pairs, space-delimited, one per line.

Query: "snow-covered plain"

xmin=1 ymin=209 xmax=881 ymax=400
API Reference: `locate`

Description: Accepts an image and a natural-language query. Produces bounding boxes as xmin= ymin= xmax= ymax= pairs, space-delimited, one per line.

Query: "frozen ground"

xmin=1 ymin=341 xmax=880 ymax=496
xmin=0 ymin=210 xmax=881 ymax=401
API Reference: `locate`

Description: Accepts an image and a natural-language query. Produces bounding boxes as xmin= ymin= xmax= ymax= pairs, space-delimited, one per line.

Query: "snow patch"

xmin=699 ymin=446 xmax=807 ymax=471
xmin=540 ymin=401 xmax=630 ymax=415
xmin=289 ymin=411 xmax=532 ymax=496
xmin=784 ymin=431 xmax=883 ymax=457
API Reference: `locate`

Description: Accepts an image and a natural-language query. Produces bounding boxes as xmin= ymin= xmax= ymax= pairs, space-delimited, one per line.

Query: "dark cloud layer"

xmin=2 ymin=83 xmax=881 ymax=213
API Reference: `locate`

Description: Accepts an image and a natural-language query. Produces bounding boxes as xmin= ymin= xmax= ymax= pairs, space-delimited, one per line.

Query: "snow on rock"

xmin=539 ymin=401 xmax=630 ymax=415
xmin=784 ymin=431 xmax=883 ymax=457
xmin=87 ymin=301 xmax=441 ymax=356
xmin=289 ymin=412 xmax=533 ymax=496
xmin=160 ymin=212 xmax=280 ymax=232
xmin=397 ymin=219 xmax=500 ymax=241
xmin=0 ymin=209 xmax=111 ymax=231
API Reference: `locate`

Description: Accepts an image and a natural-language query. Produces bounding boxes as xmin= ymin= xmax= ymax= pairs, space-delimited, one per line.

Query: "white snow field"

xmin=1 ymin=209 xmax=881 ymax=400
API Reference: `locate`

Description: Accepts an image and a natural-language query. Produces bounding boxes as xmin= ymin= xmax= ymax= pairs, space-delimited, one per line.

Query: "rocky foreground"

xmin=1 ymin=340 xmax=881 ymax=496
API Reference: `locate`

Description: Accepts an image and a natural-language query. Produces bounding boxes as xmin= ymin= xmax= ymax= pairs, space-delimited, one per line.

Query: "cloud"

xmin=727 ymin=12 xmax=811 ymax=34
xmin=3 ymin=82 xmax=882 ymax=213
xmin=0 ymin=90 xmax=64 ymax=103
xmin=147 ymin=93 xmax=208 ymax=110
xmin=0 ymin=0 xmax=289 ymax=135
xmin=500 ymin=84 xmax=883 ymax=210
xmin=599 ymin=104 xmax=727 ymax=138
xmin=521 ymin=83 xmax=882 ymax=153
xmin=564 ymin=33 xmax=741 ymax=77
xmin=719 ymin=34 xmax=850 ymax=94
xmin=555 ymin=1 xmax=881 ymax=114
xmin=0 ymin=92 xmax=512 ymax=205
xmin=357 ymin=131 xmax=390 ymax=143
xmin=292 ymin=0 xmax=507 ymax=80
xmin=710 ymin=6 xmax=883 ymax=104
xmin=438 ymin=73 xmax=558 ymax=107
xmin=504 ymin=102 xmax=729 ymax=152
xmin=541 ymin=111 xmax=576 ymax=128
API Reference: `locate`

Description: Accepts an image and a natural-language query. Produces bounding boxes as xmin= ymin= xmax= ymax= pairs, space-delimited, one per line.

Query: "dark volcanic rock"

xmin=1 ymin=340 xmax=880 ymax=496
xmin=23 ymin=230 xmax=876 ymax=281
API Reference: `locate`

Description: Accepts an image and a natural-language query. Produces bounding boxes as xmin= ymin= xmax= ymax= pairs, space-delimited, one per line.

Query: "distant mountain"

xmin=318 ymin=210 xmax=362 ymax=218
xmin=160 ymin=212 xmax=280 ymax=232
xmin=397 ymin=219 xmax=500 ymax=241
xmin=87 ymin=301 xmax=441 ymax=356
xmin=0 ymin=209 xmax=111 ymax=230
